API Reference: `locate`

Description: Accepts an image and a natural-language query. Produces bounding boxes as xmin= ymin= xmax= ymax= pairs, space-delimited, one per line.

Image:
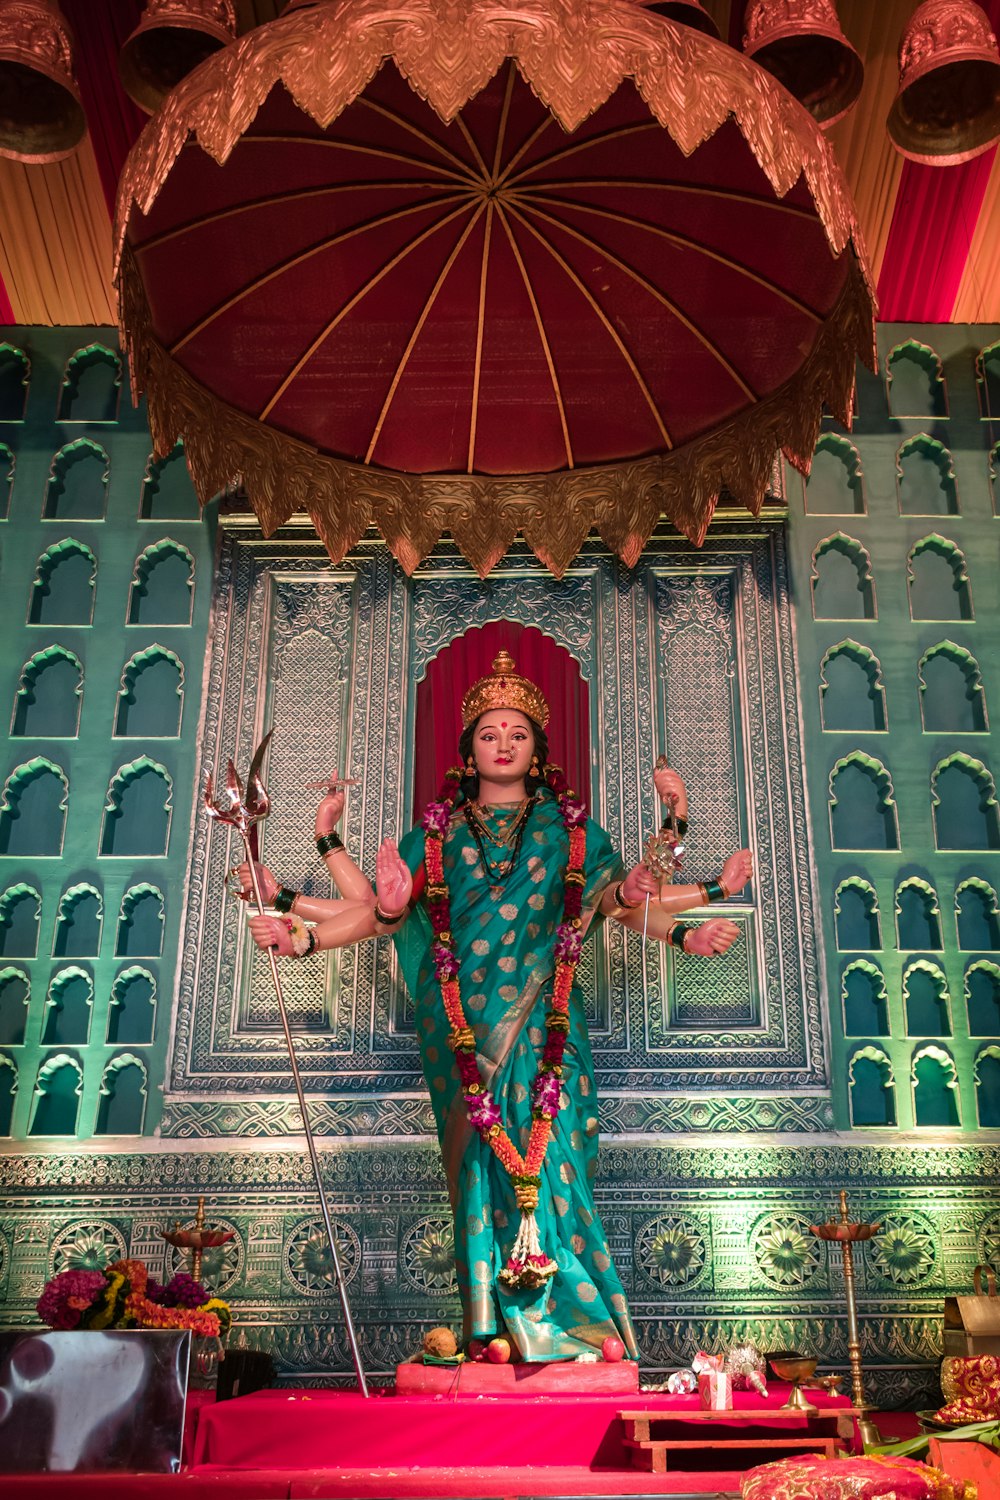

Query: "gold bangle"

xmin=697 ymin=882 xmax=709 ymax=906
xmin=612 ymin=880 xmax=642 ymax=911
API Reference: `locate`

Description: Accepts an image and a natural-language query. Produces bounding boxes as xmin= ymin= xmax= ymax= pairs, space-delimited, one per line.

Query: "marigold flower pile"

xmin=421 ymin=762 xmax=588 ymax=1289
xmin=37 ymin=1258 xmax=231 ymax=1339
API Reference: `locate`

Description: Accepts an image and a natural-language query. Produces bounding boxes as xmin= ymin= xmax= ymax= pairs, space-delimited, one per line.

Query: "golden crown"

xmin=460 ymin=650 xmax=549 ymax=729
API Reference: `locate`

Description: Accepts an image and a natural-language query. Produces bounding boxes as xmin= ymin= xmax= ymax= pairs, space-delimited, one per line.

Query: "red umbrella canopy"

xmin=116 ymin=0 xmax=875 ymax=577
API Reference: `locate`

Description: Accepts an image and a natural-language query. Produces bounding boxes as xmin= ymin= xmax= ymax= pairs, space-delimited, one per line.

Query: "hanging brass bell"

xmin=637 ymin=1 xmax=721 ymax=40
xmin=0 ymin=0 xmax=85 ymax=163
xmin=743 ymin=0 xmax=864 ymax=128
xmin=119 ymin=0 xmax=237 ymax=116
xmin=888 ymin=0 xmax=1000 ymax=165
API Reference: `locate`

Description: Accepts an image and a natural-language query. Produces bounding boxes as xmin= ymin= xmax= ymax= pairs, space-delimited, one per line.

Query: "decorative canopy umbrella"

xmin=115 ymin=0 xmax=875 ymax=578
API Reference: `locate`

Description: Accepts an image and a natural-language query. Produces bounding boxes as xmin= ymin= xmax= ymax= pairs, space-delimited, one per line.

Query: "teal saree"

xmin=394 ymin=790 xmax=639 ymax=1361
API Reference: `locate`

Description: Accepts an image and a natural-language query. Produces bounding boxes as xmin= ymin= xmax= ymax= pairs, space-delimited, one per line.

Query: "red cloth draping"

xmin=190 ymin=1385 xmax=854 ymax=1472
xmin=411 ymin=621 xmax=590 ymax=818
xmin=63 ymin=0 xmax=146 ymax=218
xmin=876 ymin=0 xmax=1000 ymax=322
xmin=0 ymin=269 xmax=13 ymax=324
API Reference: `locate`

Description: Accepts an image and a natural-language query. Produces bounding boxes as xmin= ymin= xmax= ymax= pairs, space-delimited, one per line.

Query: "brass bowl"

xmin=770 ymin=1355 xmax=818 ymax=1384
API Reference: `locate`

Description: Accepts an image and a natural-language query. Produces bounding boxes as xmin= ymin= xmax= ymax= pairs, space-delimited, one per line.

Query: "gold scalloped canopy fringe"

xmin=119 ymin=245 xmax=873 ymax=579
xmin=114 ymin=0 xmax=872 ymax=283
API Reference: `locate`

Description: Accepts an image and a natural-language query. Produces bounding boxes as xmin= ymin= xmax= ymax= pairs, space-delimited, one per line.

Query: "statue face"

xmin=472 ymin=709 xmax=535 ymax=785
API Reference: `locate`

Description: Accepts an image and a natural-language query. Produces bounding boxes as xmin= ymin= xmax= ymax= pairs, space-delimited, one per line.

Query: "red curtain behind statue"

xmin=412 ymin=622 xmax=590 ymax=818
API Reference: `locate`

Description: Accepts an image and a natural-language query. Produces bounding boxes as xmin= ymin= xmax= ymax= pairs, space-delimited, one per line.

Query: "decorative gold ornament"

xmin=461 ymin=651 xmax=549 ymax=729
xmin=0 ymin=0 xmax=85 ymax=164
xmin=634 ymin=2 xmax=720 ymax=41
xmin=743 ymin=0 xmax=863 ymax=129
xmin=119 ymin=0 xmax=237 ymax=116
xmin=888 ymin=0 xmax=1000 ymax=166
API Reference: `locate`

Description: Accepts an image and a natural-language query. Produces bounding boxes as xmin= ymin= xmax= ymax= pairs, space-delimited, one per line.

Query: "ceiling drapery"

xmin=112 ymin=0 xmax=874 ymax=576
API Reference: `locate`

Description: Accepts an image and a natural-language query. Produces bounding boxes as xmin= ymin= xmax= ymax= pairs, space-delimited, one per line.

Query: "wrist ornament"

xmin=280 ymin=912 xmax=313 ymax=957
xmin=272 ymin=886 xmax=298 ymax=914
xmin=316 ymin=830 xmax=345 ymax=858
xmin=667 ymin=922 xmax=694 ymax=953
xmin=374 ymin=901 xmax=405 ymax=927
xmin=704 ymin=878 xmax=729 ymax=904
xmin=612 ymin=880 xmax=643 ymax=911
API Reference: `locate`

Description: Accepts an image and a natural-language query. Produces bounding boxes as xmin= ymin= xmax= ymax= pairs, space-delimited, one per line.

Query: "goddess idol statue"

xmin=244 ymin=652 xmax=752 ymax=1361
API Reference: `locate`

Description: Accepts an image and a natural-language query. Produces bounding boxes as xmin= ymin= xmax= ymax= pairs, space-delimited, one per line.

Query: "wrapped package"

xmin=698 ymin=1370 xmax=733 ymax=1410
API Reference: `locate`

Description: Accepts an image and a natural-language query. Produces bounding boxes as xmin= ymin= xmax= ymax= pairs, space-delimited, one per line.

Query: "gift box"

xmin=698 ymin=1370 xmax=733 ymax=1410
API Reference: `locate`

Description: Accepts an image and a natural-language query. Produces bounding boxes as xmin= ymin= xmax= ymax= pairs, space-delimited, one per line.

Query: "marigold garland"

xmin=37 ymin=1257 xmax=230 ymax=1341
xmin=422 ymin=764 xmax=588 ymax=1290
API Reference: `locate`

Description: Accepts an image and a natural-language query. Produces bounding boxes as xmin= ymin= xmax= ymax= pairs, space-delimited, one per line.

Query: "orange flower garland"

xmin=421 ymin=765 xmax=588 ymax=1289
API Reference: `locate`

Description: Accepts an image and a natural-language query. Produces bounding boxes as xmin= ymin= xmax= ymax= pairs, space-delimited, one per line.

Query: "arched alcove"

xmin=115 ymin=884 xmax=165 ymax=958
xmin=895 ymin=878 xmax=942 ymax=951
xmin=95 ymin=1054 xmax=147 ymax=1135
xmin=919 ymin=643 xmax=987 ymax=734
xmin=976 ymin=338 xmax=1000 ymax=420
xmin=0 ymin=883 xmax=40 ymax=958
xmin=42 ymin=967 xmax=93 ymax=1046
xmin=127 ymin=540 xmax=194 ymax=626
xmin=804 ymin=434 xmax=865 ymax=515
xmin=0 ymin=441 xmax=14 ymax=518
xmin=908 ymin=536 xmax=973 ymax=622
xmin=932 ymin=755 xmax=1000 ymax=851
xmin=0 ymin=1053 xmax=16 ymax=1134
xmin=848 ymin=1046 xmax=896 ymax=1127
xmin=903 ymin=959 xmax=951 ymax=1037
xmin=100 ymin=758 xmax=172 ymax=857
xmin=413 ymin=621 xmax=590 ymax=814
xmin=0 ymin=758 xmax=68 ymax=856
xmin=52 ymin=883 xmax=103 ymax=959
xmin=819 ymin=641 xmax=886 ymax=732
xmin=842 ymin=960 xmax=889 ymax=1036
xmin=0 ymin=341 xmax=29 ymax=421
xmin=29 ymin=1053 xmax=83 ymax=1136
xmin=835 ymin=878 xmax=881 ymax=951
xmin=139 ymin=442 xmax=201 ymax=521
xmin=829 ymin=753 xmax=899 ymax=850
xmin=974 ymin=1047 xmax=1000 ymax=1129
xmin=107 ymin=966 xmax=155 ymax=1045
xmin=114 ymin=646 xmax=184 ymax=737
xmin=28 ymin=539 xmax=97 ymax=627
xmin=57 ymin=344 xmax=122 ymax=423
xmin=811 ymin=534 xmax=876 ymax=621
xmin=896 ymin=434 xmax=958 ymax=516
xmin=965 ymin=961 xmax=1000 ymax=1035
xmin=886 ymin=339 xmax=948 ymax=420
xmin=11 ymin=646 xmax=83 ymax=738
xmin=956 ymin=878 xmax=1000 ymax=949
xmin=0 ymin=967 xmax=29 ymax=1045
xmin=912 ymin=1044 xmax=961 ymax=1127
xmin=43 ymin=439 xmax=110 ymax=521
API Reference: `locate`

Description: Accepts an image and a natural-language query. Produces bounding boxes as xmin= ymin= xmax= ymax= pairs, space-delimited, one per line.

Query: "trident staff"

xmin=205 ymin=732 xmax=369 ymax=1398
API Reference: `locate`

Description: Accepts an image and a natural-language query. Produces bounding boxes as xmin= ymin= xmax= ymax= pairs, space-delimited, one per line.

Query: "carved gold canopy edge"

xmin=119 ymin=248 xmax=872 ymax=579
xmin=112 ymin=0 xmax=874 ymax=292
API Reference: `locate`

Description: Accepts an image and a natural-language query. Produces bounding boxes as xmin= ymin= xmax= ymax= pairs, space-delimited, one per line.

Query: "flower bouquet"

xmin=38 ymin=1259 xmax=231 ymax=1340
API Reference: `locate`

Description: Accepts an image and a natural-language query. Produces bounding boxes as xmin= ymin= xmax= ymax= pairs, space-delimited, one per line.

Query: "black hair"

xmin=458 ymin=714 xmax=549 ymax=803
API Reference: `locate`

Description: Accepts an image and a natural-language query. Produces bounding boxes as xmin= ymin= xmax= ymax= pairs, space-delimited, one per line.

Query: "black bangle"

xmin=668 ymin=922 xmax=694 ymax=952
xmin=273 ymin=886 xmax=297 ymax=913
xmin=704 ymin=879 xmax=726 ymax=904
xmin=662 ymin=816 xmax=688 ymax=839
xmin=316 ymin=831 xmax=345 ymax=857
xmin=304 ymin=929 xmax=319 ymax=956
xmin=613 ymin=880 xmax=642 ymax=911
xmin=374 ymin=902 xmax=405 ymax=927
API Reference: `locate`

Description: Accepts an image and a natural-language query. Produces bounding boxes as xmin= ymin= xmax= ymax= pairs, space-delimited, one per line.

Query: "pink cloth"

xmin=190 ymin=1385 xmax=853 ymax=1471
xmin=741 ymin=1453 xmax=959 ymax=1499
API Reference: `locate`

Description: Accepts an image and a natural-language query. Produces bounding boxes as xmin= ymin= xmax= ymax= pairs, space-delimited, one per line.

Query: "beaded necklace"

xmin=422 ymin=764 xmax=587 ymax=1290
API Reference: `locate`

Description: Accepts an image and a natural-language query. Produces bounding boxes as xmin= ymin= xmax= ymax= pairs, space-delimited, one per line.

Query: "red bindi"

xmin=501 ymin=721 xmax=507 ymax=728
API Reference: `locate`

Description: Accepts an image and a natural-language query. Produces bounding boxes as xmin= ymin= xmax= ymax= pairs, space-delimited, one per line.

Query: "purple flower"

xmin=37 ymin=1269 xmax=108 ymax=1330
xmin=554 ymin=924 xmax=582 ymax=963
xmin=562 ymin=800 xmax=586 ymax=827
xmin=531 ymin=1072 xmax=562 ymax=1118
xmin=422 ymin=802 xmax=451 ymax=835
xmin=162 ymin=1271 xmax=209 ymax=1309
xmin=465 ymin=1089 xmax=501 ymax=1133
xmin=431 ymin=941 xmax=459 ymax=979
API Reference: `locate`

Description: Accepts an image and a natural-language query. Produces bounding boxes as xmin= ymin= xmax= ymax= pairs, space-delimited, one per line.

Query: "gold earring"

xmin=530 ymin=754 xmax=539 ymax=769
xmin=466 ymin=754 xmax=476 ymax=772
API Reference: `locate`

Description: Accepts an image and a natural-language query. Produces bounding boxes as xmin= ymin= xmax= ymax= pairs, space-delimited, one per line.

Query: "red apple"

xmin=467 ymin=1339 xmax=486 ymax=1361
xmin=486 ymin=1337 xmax=511 ymax=1364
xmin=602 ymin=1336 xmax=625 ymax=1363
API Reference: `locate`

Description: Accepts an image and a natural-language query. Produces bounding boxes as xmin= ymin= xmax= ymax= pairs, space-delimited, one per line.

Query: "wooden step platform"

xmin=619 ymin=1405 xmax=857 ymax=1475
